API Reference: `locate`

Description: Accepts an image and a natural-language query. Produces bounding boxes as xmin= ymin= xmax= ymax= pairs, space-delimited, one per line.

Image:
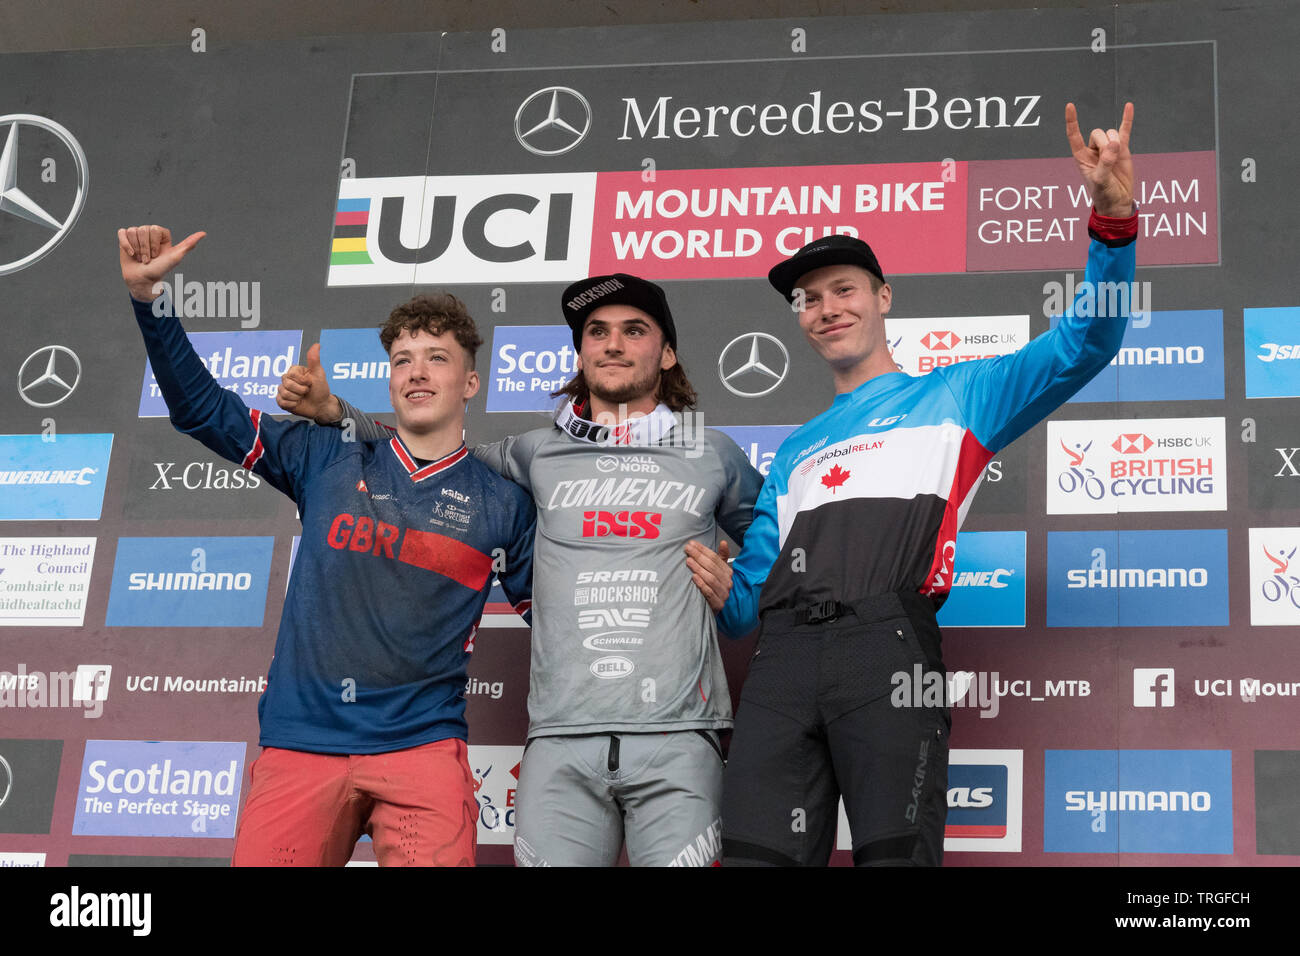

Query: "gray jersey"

xmin=337 ymin=398 xmax=762 ymax=737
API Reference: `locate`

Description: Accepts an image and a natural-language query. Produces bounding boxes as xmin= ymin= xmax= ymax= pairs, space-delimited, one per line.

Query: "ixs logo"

xmin=1244 ymin=308 xmax=1300 ymax=398
xmin=944 ymin=750 xmax=1023 ymax=853
xmin=0 ymin=434 xmax=113 ymax=521
xmin=1047 ymin=529 xmax=1229 ymax=628
xmin=1067 ymin=310 xmax=1224 ymax=404
xmin=1249 ymin=528 xmax=1300 ymax=626
xmin=486 ymin=325 xmax=578 ymax=413
xmin=1044 ymin=750 xmax=1232 ymax=854
xmin=72 ymin=740 xmax=246 ymax=839
xmin=326 ymin=173 xmax=596 ymax=287
xmin=139 ymin=330 xmax=302 ymax=417
xmin=884 ymin=314 xmax=1026 ymax=376
xmin=581 ymin=511 xmax=662 ymax=539
xmin=1046 ymin=417 xmax=1226 ymax=514
xmin=936 ymin=531 xmax=1026 ymax=628
xmin=715 ymin=425 xmax=799 ymax=478
xmin=105 ymin=537 xmax=274 ymax=628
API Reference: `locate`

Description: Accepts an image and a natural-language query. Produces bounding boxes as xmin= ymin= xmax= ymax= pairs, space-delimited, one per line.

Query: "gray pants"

xmin=513 ymin=731 xmax=723 ymax=867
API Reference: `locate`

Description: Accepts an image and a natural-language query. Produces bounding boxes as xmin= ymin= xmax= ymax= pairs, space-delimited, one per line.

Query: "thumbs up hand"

xmin=277 ymin=342 xmax=342 ymax=424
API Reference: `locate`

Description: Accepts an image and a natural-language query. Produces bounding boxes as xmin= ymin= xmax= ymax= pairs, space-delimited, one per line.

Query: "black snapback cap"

xmin=561 ymin=274 xmax=677 ymax=349
xmin=767 ymin=234 xmax=886 ymax=302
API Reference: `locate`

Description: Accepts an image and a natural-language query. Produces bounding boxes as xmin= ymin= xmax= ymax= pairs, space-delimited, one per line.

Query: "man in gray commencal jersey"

xmin=278 ymin=274 xmax=761 ymax=866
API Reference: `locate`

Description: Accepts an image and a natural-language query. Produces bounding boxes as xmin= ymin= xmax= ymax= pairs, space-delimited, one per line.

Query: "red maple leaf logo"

xmin=821 ymin=464 xmax=851 ymax=493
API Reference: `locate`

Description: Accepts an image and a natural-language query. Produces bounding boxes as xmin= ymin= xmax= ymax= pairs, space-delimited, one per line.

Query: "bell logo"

xmin=921 ymin=331 xmax=960 ymax=350
xmin=1112 ymin=433 xmax=1153 ymax=454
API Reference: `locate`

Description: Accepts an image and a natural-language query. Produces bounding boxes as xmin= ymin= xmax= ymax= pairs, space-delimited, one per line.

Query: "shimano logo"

xmin=332 ymin=360 xmax=391 ymax=380
xmin=1066 ymin=567 xmax=1208 ymax=589
xmin=1065 ymin=790 xmax=1211 ymax=812
xmin=1113 ymin=346 xmax=1205 ymax=366
xmin=127 ymin=572 xmax=253 ymax=591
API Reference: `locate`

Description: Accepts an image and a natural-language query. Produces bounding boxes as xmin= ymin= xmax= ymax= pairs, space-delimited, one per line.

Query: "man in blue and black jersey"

xmin=119 ymin=224 xmax=535 ymax=866
xmin=687 ymin=103 xmax=1140 ymax=866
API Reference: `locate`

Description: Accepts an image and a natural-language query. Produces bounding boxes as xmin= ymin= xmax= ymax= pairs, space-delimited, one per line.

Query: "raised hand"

xmin=118 ymin=225 xmax=205 ymax=301
xmin=277 ymin=343 xmax=343 ymax=423
xmin=1065 ymin=101 xmax=1135 ymax=219
xmin=685 ymin=538 xmax=733 ymax=614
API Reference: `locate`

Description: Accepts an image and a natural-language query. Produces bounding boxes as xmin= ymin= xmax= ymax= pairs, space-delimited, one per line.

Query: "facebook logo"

xmin=1133 ymin=668 xmax=1175 ymax=707
xmin=72 ymin=665 xmax=112 ymax=703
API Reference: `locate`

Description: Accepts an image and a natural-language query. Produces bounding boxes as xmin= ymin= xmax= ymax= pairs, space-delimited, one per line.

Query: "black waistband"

xmin=761 ymin=590 xmax=936 ymax=628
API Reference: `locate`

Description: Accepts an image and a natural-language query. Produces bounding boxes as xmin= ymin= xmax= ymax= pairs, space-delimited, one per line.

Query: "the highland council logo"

xmin=514 ymin=87 xmax=592 ymax=156
xmin=718 ymin=332 xmax=789 ymax=398
xmin=0 ymin=115 xmax=88 ymax=275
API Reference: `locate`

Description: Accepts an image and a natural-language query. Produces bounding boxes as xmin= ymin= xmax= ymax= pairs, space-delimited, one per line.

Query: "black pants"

xmin=721 ymin=591 xmax=950 ymax=867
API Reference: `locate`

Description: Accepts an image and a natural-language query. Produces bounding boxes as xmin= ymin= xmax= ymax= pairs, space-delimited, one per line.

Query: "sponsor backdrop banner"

xmin=0 ymin=1 xmax=1297 ymax=866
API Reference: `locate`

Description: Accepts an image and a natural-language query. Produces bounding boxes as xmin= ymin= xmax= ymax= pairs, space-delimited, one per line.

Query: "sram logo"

xmin=581 ymin=510 xmax=662 ymax=539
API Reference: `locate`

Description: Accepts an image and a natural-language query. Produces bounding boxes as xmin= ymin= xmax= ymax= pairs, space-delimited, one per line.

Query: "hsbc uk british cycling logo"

xmin=1046 ymin=418 xmax=1225 ymax=515
xmin=1057 ymin=439 xmax=1104 ymax=501
xmin=922 ymin=330 xmax=960 ymax=350
xmin=1249 ymin=529 xmax=1300 ymax=625
xmin=514 ymin=87 xmax=592 ymax=156
xmin=0 ymin=115 xmax=89 ymax=276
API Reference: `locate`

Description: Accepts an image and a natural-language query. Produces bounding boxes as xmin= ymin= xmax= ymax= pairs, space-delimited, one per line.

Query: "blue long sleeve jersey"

xmin=718 ymin=225 xmax=1137 ymax=638
xmin=132 ymin=297 xmax=535 ymax=753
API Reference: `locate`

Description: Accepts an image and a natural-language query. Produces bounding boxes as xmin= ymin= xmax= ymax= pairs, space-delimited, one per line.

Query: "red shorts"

xmin=231 ymin=738 xmax=477 ymax=866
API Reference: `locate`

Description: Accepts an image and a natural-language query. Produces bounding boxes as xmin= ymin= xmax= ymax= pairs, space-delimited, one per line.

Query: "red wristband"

xmin=1088 ymin=206 xmax=1139 ymax=242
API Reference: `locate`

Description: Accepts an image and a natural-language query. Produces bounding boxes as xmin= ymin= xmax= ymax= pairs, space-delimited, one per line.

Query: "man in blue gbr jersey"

xmin=119 ymin=224 xmax=535 ymax=866
xmin=686 ymin=103 xmax=1139 ymax=866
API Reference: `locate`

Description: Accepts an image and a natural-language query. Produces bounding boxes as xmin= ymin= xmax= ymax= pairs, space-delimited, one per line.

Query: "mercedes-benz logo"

xmin=0 ymin=114 xmax=88 ymax=276
xmin=18 ymin=344 xmax=81 ymax=408
xmin=718 ymin=332 xmax=789 ymax=398
xmin=514 ymin=87 xmax=592 ymax=156
xmin=0 ymin=753 xmax=12 ymax=811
